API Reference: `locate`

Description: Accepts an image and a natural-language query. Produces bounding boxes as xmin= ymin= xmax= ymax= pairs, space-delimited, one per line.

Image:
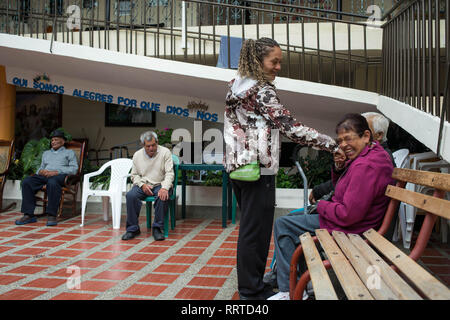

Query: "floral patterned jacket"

xmin=224 ymin=77 xmax=339 ymax=174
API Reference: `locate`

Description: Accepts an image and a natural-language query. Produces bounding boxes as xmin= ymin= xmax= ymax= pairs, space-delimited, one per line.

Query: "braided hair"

xmin=238 ymin=37 xmax=280 ymax=83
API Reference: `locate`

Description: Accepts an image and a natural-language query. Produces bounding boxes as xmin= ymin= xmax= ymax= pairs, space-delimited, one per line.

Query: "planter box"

xmin=3 ymin=181 xmax=310 ymax=210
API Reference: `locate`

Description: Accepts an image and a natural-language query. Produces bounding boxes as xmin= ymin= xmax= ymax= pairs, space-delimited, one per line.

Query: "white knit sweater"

xmin=130 ymin=146 xmax=174 ymax=190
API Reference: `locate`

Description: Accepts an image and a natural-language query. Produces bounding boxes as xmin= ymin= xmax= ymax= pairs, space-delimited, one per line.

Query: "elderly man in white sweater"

xmin=122 ymin=131 xmax=174 ymax=241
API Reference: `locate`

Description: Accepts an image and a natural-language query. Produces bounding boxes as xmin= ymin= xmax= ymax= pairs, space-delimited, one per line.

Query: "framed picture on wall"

xmin=15 ymin=92 xmax=62 ymax=153
xmin=105 ymin=103 xmax=156 ymax=127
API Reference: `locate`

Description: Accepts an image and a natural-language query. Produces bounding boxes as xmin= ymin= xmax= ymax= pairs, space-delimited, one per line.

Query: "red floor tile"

xmin=175 ymin=287 xmax=218 ymax=300
xmin=1 ymin=239 xmax=33 ymax=246
xmin=50 ymin=235 xmax=78 ymax=241
xmin=0 ymin=289 xmax=46 ymax=300
xmin=47 ymin=268 xmax=91 ymax=277
xmin=101 ymin=244 xmax=134 ymax=252
xmin=121 ymin=284 xmax=167 ymax=297
xmin=14 ymin=248 xmax=48 ymax=256
xmin=67 ymin=242 xmax=99 ymax=250
xmin=139 ymin=246 xmax=169 ymax=254
xmin=198 ymin=266 xmax=233 ymax=276
xmin=70 ymin=259 xmax=107 ymax=268
xmin=39 ymin=228 xmax=65 ymax=234
xmin=21 ymin=233 xmax=49 ymax=240
xmin=86 ymin=252 xmax=122 ymax=260
xmin=153 ymin=264 xmax=190 ymax=274
xmin=23 ymin=277 xmax=67 ymax=289
xmin=32 ymin=240 xmax=65 ymax=248
xmin=207 ymin=257 xmax=236 ymax=266
xmin=79 ymin=280 xmax=118 ymax=292
xmin=64 ymin=229 xmax=95 ymax=235
xmin=126 ymin=253 xmax=158 ymax=262
xmin=139 ymin=274 xmax=179 ymax=284
xmin=0 ymin=255 xmax=29 ymax=263
xmin=426 ymin=265 xmax=450 ymax=275
xmin=165 ymin=255 xmax=198 ymax=264
xmin=149 ymin=240 xmax=178 ymax=246
xmin=93 ymin=270 xmax=133 ymax=281
xmin=110 ymin=261 xmax=148 ymax=271
xmin=220 ymin=242 xmax=237 ymax=249
xmin=95 ymin=230 xmax=122 ymax=237
xmin=51 ymin=292 xmax=98 ymax=300
xmin=0 ymin=231 xmax=21 ymax=237
xmin=30 ymin=257 xmax=67 ymax=266
xmin=184 ymin=241 xmax=213 ymax=248
xmin=420 ymin=257 xmax=450 ymax=265
xmin=0 ymin=275 xmax=25 ymax=285
xmin=50 ymin=249 xmax=84 ymax=257
xmin=214 ymin=249 xmax=236 ymax=257
xmin=199 ymin=229 xmax=223 ymax=235
xmin=6 ymin=265 xmax=47 ymax=274
xmin=188 ymin=276 xmax=227 ymax=287
xmin=176 ymin=247 xmax=206 ymax=255
xmin=84 ymin=236 xmax=111 ymax=243
xmin=192 ymin=235 xmax=218 ymax=241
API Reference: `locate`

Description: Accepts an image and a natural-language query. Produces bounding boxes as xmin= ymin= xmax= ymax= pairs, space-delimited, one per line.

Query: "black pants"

xmin=21 ymin=174 xmax=67 ymax=217
xmin=231 ymin=175 xmax=276 ymax=296
xmin=125 ymin=185 xmax=172 ymax=233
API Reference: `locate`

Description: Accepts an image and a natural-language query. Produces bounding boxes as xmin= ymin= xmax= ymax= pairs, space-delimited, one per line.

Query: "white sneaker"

xmin=267 ymin=291 xmax=290 ymax=300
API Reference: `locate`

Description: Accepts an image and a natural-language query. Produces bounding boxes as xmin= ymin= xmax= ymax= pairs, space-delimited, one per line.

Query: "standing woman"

xmin=224 ymin=37 xmax=339 ymax=300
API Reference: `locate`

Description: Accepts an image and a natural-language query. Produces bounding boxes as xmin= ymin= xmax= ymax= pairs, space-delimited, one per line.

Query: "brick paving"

xmin=0 ymin=209 xmax=448 ymax=300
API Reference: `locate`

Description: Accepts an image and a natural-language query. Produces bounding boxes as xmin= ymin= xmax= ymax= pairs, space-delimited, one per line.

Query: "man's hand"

xmin=142 ymin=184 xmax=154 ymax=196
xmin=158 ymin=188 xmax=169 ymax=201
xmin=38 ymin=170 xmax=59 ymax=177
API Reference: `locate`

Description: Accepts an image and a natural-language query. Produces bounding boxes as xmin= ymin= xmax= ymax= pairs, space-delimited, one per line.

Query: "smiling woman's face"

xmin=262 ymin=46 xmax=282 ymax=82
xmin=336 ymin=129 xmax=370 ymax=160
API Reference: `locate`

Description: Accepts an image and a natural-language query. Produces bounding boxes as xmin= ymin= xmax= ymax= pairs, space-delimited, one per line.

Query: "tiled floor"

xmin=0 ymin=210 xmax=448 ymax=300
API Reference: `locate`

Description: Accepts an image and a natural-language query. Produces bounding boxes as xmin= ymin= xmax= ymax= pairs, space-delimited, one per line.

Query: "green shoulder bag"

xmin=229 ymin=161 xmax=260 ymax=182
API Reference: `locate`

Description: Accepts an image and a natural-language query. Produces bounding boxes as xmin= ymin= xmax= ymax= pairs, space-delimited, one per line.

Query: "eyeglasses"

xmin=336 ymin=133 xmax=360 ymax=146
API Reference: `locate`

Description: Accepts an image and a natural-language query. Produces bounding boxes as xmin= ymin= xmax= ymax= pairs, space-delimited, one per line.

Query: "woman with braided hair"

xmin=224 ymin=37 xmax=339 ymax=300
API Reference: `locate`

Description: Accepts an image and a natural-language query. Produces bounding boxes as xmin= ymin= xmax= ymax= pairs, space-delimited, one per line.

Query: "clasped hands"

xmin=142 ymin=184 xmax=169 ymax=201
xmin=38 ymin=170 xmax=59 ymax=178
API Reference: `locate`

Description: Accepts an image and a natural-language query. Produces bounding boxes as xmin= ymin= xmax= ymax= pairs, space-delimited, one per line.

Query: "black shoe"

xmin=15 ymin=215 xmax=37 ymax=225
xmin=46 ymin=215 xmax=58 ymax=226
xmin=239 ymin=287 xmax=275 ymax=300
xmin=121 ymin=230 xmax=141 ymax=240
xmin=153 ymin=227 xmax=165 ymax=241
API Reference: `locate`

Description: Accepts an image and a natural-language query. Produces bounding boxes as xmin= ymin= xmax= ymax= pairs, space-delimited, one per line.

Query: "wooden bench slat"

xmin=315 ymin=229 xmax=373 ymax=300
xmin=348 ymin=233 xmax=422 ymax=300
xmin=332 ymin=231 xmax=398 ymax=300
xmin=364 ymin=229 xmax=450 ymax=300
xmin=299 ymin=232 xmax=338 ymax=300
xmin=386 ymin=185 xmax=450 ymax=220
xmin=392 ymin=168 xmax=450 ymax=192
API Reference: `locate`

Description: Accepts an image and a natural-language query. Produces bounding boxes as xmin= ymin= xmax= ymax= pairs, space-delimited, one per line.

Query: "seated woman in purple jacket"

xmin=268 ymin=113 xmax=395 ymax=300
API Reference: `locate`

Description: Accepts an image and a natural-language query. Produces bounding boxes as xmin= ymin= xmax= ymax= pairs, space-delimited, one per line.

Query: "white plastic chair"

xmin=80 ymin=158 xmax=133 ymax=229
xmin=391 ymin=149 xmax=410 ymax=243
xmin=394 ymin=151 xmax=450 ymax=248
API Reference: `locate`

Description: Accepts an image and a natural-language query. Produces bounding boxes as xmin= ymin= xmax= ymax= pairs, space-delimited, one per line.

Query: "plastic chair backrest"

xmin=393 ymin=149 xmax=409 ymax=169
xmin=107 ymin=158 xmax=133 ymax=192
xmin=172 ymin=154 xmax=180 ymax=197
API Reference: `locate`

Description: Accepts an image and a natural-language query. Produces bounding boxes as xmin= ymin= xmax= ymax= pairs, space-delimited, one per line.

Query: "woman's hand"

xmin=333 ymin=148 xmax=346 ymax=170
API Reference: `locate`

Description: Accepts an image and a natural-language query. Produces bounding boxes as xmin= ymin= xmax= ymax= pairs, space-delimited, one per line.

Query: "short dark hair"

xmin=336 ymin=113 xmax=373 ymax=142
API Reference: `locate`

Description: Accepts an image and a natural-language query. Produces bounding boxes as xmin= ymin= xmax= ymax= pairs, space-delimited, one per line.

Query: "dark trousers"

xmin=21 ymin=174 xmax=67 ymax=217
xmin=231 ymin=175 xmax=276 ymax=296
xmin=125 ymin=185 xmax=171 ymax=233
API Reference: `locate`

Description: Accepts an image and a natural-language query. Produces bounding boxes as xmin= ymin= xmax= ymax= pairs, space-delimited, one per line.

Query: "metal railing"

xmin=0 ymin=0 xmax=389 ymax=92
xmin=381 ymin=0 xmax=449 ymax=120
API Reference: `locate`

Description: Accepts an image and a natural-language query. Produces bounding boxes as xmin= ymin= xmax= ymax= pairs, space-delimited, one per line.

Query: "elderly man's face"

xmin=51 ymin=137 xmax=65 ymax=150
xmin=366 ymin=117 xmax=383 ymax=143
xmin=144 ymin=138 xmax=158 ymax=157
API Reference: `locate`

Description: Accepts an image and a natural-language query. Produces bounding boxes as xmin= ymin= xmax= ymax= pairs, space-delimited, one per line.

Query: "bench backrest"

xmin=380 ymin=168 xmax=450 ymax=261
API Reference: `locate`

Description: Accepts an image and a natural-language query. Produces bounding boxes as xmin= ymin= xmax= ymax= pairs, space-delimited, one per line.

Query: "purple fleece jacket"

xmin=317 ymin=141 xmax=395 ymax=235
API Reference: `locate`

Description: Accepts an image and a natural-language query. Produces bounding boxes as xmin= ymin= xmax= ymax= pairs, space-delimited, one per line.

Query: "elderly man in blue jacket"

xmin=15 ymin=130 xmax=78 ymax=226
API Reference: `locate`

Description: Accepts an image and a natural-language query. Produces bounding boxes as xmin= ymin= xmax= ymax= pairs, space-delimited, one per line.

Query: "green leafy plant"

xmin=17 ymin=127 xmax=73 ymax=182
xmin=155 ymin=128 xmax=174 ymax=147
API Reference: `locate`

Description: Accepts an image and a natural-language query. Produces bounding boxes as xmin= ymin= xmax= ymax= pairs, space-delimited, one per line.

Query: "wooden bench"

xmin=289 ymin=168 xmax=450 ymax=300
